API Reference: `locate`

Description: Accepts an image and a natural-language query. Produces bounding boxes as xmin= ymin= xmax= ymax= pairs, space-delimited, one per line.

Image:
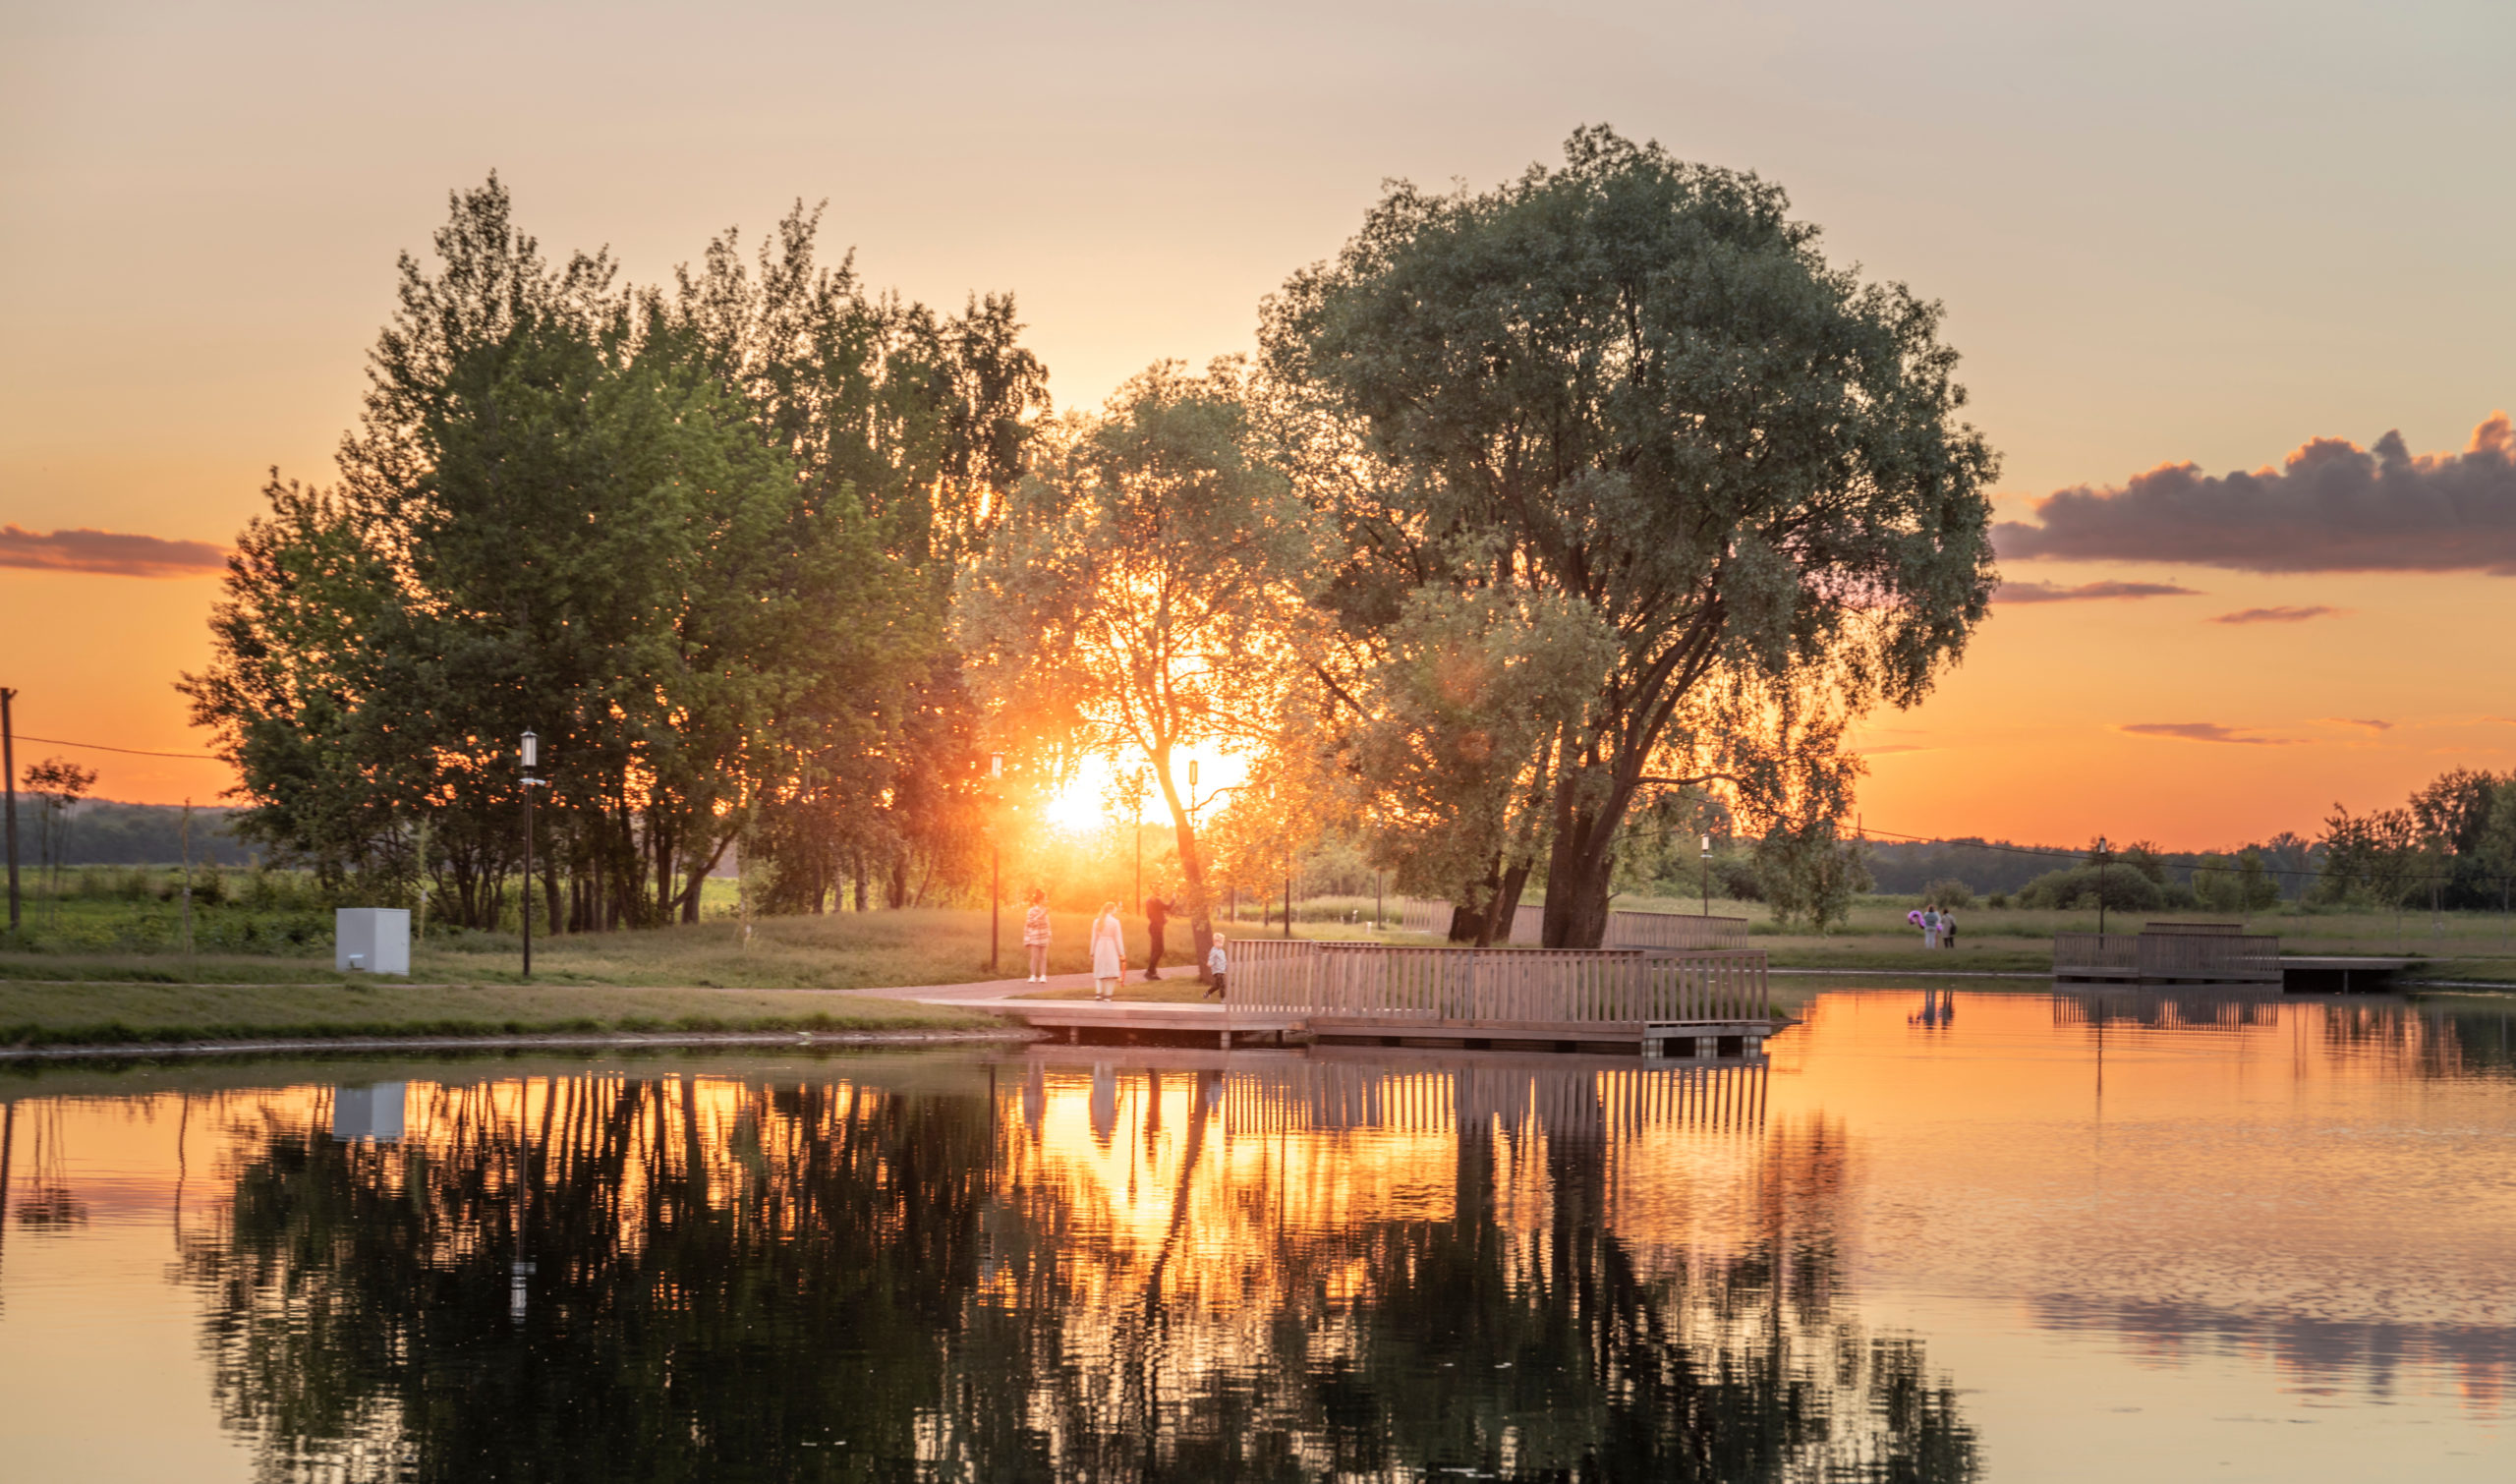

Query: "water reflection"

xmin=154 ymin=1056 xmax=1972 ymax=1482
xmin=9 ymin=991 xmax=2516 ymax=1480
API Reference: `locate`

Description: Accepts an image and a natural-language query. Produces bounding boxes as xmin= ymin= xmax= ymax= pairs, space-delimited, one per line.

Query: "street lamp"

xmin=520 ymin=731 xmax=545 ymax=979
xmin=1131 ymin=767 xmax=1146 ymax=914
xmin=2094 ymin=834 xmax=2110 ymax=937
xmin=989 ymin=752 xmax=1003 ymax=974
xmin=1700 ymin=833 xmax=1713 ymax=917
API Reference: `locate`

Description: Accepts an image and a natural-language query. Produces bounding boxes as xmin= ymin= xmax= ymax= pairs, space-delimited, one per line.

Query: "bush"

xmin=1920 ymin=878 xmax=1976 ymax=911
xmin=1985 ymin=891 xmax=2009 ymax=910
xmin=1713 ymin=857 xmax=1765 ymax=902
xmin=2016 ymin=864 xmax=2164 ymax=911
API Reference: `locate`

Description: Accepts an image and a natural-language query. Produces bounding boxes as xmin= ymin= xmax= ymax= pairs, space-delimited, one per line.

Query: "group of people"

xmin=1917 ymin=903 xmax=1959 ymax=948
xmin=1018 ymin=888 xmax=1228 ymax=1002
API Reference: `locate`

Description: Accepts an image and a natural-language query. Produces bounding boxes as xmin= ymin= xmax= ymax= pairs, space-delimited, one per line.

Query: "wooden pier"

xmin=988 ymin=940 xmax=1776 ymax=1058
xmin=1396 ymin=898 xmax=1750 ymax=949
xmin=2053 ymin=927 xmax=2419 ymax=991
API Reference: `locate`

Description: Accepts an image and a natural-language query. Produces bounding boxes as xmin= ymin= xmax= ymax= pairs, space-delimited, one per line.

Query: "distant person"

xmin=1941 ymin=909 xmax=1959 ymax=948
xmin=1022 ymin=887 xmax=1052 ymax=983
xmin=1143 ymin=891 xmax=1171 ymax=982
xmin=1205 ymin=938 xmax=1228 ymax=1000
xmin=1921 ymin=905 xmax=1941 ymax=949
xmin=1091 ymin=900 xmax=1126 ymax=1002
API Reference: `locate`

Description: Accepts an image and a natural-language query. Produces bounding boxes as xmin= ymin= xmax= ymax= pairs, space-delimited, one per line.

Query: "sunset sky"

xmin=4 ymin=0 xmax=2510 ymax=847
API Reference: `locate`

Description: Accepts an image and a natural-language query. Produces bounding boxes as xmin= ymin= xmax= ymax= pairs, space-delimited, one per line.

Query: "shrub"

xmin=1920 ymin=878 xmax=1976 ymax=911
xmin=1985 ymin=891 xmax=2009 ymax=910
xmin=2017 ymin=864 xmax=2164 ymax=911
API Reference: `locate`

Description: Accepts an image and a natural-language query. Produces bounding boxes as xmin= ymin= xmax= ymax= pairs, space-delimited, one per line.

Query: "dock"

xmin=905 ymin=940 xmax=1781 ymax=1060
xmin=2053 ymin=925 xmax=2419 ymax=991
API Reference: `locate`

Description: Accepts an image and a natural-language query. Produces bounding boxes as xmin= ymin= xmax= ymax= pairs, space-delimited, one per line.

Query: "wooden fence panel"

xmin=1607 ymin=911 xmax=1751 ymax=950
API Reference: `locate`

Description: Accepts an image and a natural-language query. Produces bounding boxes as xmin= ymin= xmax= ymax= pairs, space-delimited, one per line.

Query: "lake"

xmin=1 ymin=988 xmax=2511 ymax=1480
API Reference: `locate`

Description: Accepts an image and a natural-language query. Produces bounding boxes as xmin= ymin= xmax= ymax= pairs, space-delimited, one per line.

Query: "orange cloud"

xmin=2209 ymin=604 xmax=2345 ymax=625
xmin=2118 ymin=722 xmax=2296 ymax=745
xmin=1994 ymin=579 xmax=2201 ymax=603
xmin=0 ymin=525 xmax=230 ymax=578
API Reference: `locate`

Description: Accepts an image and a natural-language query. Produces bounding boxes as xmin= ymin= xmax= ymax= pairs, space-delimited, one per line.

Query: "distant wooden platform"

xmin=2278 ymin=956 xmax=2418 ymax=993
xmin=2052 ymin=930 xmax=2420 ymax=992
xmin=988 ymin=1000 xmax=1773 ymax=1058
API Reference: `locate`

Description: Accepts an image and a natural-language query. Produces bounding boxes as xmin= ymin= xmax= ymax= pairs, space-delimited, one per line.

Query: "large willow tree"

xmin=1262 ymin=127 xmax=2000 ymax=946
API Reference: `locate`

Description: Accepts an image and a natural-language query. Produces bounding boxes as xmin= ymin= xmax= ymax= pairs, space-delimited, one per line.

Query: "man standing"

xmin=1143 ymin=891 xmax=1171 ymax=982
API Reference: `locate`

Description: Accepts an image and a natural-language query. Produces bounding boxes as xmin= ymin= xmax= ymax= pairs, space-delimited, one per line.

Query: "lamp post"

xmin=2094 ymin=834 xmax=2110 ymax=937
xmin=989 ymin=752 xmax=1003 ymax=974
xmin=520 ymin=731 xmax=545 ymax=979
xmin=1700 ymin=834 xmax=1712 ymax=916
xmin=1131 ymin=767 xmax=1146 ymax=914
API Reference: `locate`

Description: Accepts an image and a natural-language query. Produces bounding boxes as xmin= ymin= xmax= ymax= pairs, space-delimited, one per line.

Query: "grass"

xmin=0 ymin=980 xmax=992 ymax=1051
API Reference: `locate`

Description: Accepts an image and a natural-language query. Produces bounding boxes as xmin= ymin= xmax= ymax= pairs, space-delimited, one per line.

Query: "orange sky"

xmin=4 ymin=0 xmax=2511 ymax=848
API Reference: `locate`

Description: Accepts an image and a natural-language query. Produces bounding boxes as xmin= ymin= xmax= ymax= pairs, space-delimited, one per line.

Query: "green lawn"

xmin=0 ymin=980 xmax=991 ymax=1051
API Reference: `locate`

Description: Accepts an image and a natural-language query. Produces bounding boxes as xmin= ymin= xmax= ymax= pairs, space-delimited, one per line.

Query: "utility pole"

xmin=1131 ymin=767 xmax=1146 ymax=914
xmin=521 ymin=731 xmax=543 ymax=979
xmin=1 ymin=687 xmax=16 ymax=934
xmin=989 ymin=753 xmax=1003 ymax=974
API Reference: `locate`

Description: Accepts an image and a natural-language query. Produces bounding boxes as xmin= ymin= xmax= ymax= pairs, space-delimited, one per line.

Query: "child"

xmin=1204 ymin=939 xmax=1228 ymax=1000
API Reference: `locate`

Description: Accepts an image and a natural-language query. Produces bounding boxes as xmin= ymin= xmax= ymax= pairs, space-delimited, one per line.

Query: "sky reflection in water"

xmin=0 ymin=989 xmax=2511 ymax=1481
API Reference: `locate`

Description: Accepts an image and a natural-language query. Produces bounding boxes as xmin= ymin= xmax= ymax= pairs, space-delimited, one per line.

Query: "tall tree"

xmin=1262 ymin=127 xmax=1999 ymax=946
xmin=955 ymin=360 xmax=1321 ymax=969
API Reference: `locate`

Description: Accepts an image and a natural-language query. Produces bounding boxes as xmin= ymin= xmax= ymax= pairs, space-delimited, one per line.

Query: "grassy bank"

xmin=0 ymin=981 xmax=993 ymax=1051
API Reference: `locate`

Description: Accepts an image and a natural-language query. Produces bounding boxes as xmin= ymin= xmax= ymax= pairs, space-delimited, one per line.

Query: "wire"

xmin=11 ymin=733 xmax=224 ymax=761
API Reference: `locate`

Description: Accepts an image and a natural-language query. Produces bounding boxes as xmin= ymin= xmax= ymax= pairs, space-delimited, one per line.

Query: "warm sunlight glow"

xmin=1039 ymin=750 xmax=1252 ymax=831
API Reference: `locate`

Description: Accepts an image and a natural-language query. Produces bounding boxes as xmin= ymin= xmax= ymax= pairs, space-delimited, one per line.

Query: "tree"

xmin=1753 ymin=817 xmax=1871 ymax=933
xmin=956 ymin=360 xmax=1322 ymax=970
xmin=21 ymin=757 xmax=97 ymax=923
xmin=1262 ymin=126 xmax=1998 ymax=947
xmin=187 ymin=180 xmax=1035 ymax=931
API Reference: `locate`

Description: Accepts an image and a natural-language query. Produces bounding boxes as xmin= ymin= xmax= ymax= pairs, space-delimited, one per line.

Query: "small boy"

xmin=1204 ymin=940 xmax=1228 ymax=1000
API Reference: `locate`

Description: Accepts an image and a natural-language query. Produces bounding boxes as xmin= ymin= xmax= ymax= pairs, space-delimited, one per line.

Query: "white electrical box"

xmin=335 ymin=907 xmax=411 ymax=975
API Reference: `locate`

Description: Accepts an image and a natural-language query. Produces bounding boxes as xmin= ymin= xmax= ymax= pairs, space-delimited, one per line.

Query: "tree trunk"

xmin=1539 ymin=771 xmax=1633 ymax=949
xmin=1151 ymin=752 xmax=1214 ymax=982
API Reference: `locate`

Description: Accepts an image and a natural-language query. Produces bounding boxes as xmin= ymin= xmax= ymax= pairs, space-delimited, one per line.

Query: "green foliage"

xmin=2014 ymin=864 xmax=2163 ymax=912
xmin=1752 ymin=819 xmax=1871 ymax=933
xmin=2192 ymin=850 xmax=2281 ymax=913
xmin=184 ymin=180 xmax=1045 ymax=934
xmin=957 ymin=359 xmax=1321 ymax=952
xmin=1920 ymin=878 xmax=1976 ymax=911
xmin=1263 ymin=126 xmax=1999 ymax=944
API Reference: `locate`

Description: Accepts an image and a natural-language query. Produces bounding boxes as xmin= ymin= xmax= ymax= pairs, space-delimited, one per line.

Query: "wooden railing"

xmin=1606 ymin=910 xmax=1751 ymax=950
xmin=2143 ymin=921 xmax=2248 ymax=935
xmin=1227 ymin=940 xmax=1769 ymax=1024
xmin=1396 ymin=898 xmax=1451 ymax=934
xmin=2053 ymin=931 xmax=2281 ymax=981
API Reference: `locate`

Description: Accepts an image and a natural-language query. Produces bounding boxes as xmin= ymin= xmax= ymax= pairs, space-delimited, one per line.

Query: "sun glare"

xmin=1037 ymin=752 xmax=1247 ymax=832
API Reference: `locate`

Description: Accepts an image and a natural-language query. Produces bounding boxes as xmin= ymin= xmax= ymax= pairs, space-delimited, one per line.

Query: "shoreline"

xmin=0 ymin=1024 xmax=1036 ymax=1064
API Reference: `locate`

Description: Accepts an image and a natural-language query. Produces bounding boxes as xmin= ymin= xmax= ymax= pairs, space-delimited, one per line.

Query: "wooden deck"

xmin=2053 ymin=931 xmax=2420 ymax=992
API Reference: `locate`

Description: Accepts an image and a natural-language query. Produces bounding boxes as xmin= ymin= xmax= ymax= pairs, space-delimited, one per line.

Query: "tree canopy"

xmin=1262 ymin=126 xmax=1999 ymax=945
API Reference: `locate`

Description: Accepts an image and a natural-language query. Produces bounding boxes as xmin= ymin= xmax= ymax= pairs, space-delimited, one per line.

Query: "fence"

xmin=2053 ymin=931 xmax=2281 ymax=982
xmin=1396 ymin=901 xmax=1748 ymax=950
xmin=1227 ymin=939 xmax=1769 ymax=1024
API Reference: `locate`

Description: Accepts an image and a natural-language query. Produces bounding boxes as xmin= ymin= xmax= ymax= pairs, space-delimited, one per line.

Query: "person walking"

xmin=1022 ymin=887 xmax=1052 ymax=983
xmin=1090 ymin=900 xmax=1126 ymax=1002
xmin=1143 ymin=891 xmax=1171 ymax=982
xmin=1204 ymin=938 xmax=1228 ymax=1000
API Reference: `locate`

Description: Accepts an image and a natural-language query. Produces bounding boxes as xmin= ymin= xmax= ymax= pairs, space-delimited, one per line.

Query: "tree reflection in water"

xmin=178 ymin=1056 xmax=1977 ymax=1482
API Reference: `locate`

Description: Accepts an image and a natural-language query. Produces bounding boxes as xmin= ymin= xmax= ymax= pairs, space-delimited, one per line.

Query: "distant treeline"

xmin=6 ymin=799 xmax=259 ymax=868
xmin=1860 ymin=834 xmax=2321 ymax=901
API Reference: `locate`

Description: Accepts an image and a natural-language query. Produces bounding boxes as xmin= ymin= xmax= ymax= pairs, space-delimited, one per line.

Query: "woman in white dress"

xmin=1090 ymin=900 xmax=1126 ymax=1001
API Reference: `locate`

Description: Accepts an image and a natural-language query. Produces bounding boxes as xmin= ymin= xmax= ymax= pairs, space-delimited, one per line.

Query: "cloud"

xmin=1994 ymin=579 xmax=2202 ymax=603
xmin=2118 ymin=721 xmax=2296 ymax=745
xmin=1993 ymin=412 xmax=2516 ymax=573
xmin=2316 ymin=717 xmax=2393 ymax=731
xmin=0 ymin=524 xmax=230 ymax=578
xmin=2208 ymin=604 xmax=2344 ymax=625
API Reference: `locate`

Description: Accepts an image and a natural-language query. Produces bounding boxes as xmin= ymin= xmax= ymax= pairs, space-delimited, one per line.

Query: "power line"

xmin=14 ymin=733 xmax=223 ymax=761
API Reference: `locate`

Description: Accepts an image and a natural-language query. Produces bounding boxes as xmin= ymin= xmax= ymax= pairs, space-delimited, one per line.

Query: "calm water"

xmin=1 ymin=989 xmax=2512 ymax=1481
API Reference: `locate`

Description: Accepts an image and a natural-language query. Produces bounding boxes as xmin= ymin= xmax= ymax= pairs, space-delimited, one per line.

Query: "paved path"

xmin=854 ymin=971 xmax=1223 ymax=1011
